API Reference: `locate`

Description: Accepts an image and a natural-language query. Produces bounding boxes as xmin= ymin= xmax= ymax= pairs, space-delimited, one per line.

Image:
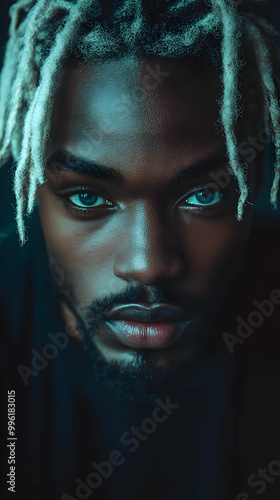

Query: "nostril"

xmin=113 ymin=247 xmax=185 ymax=285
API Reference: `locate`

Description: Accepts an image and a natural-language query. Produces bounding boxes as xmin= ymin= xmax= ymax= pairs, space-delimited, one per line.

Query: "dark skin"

xmin=37 ymin=57 xmax=263 ymax=398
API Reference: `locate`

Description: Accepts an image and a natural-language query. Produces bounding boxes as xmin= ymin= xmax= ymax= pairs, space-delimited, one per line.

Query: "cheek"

xmin=38 ymin=184 xmax=253 ymax=302
xmin=38 ymin=187 xmax=117 ymax=293
xmin=181 ymin=214 xmax=251 ymax=287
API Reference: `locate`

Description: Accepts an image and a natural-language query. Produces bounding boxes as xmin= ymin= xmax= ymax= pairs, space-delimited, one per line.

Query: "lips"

xmin=104 ymin=303 xmax=192 ymax=348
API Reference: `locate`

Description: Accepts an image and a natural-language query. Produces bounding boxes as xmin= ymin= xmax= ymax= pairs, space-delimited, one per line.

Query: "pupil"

xmin=196 ymin=188 xmax=215 ymax=204
xmin=79 ymin=192 xmax=97 ymax=206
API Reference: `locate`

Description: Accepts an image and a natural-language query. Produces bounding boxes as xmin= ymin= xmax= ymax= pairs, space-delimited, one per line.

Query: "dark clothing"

xmin=1 ymin=211 xmax=280 ymax=500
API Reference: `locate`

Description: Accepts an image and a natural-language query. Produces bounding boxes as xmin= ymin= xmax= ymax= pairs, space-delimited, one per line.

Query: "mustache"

xmin=85 ymin=284 xmax=203 ymax=323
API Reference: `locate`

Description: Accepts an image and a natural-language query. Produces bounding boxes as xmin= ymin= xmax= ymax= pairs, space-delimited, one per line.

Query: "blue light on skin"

xmin=37 ymin=57 xmax=261 ymax=388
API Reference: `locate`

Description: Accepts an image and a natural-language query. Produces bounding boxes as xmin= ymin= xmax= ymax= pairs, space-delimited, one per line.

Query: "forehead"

xmin=49 ymin=57 xmax=225 ymax=179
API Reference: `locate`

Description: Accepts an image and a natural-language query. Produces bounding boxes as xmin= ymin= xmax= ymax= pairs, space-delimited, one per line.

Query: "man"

xmin=0 ymin=1 xmax=280 ymax=499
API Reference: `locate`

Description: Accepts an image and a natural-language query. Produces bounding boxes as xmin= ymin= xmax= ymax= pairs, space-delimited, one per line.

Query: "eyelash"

xmin=177 ymin=187 xmax=234 ymax=213
xmin=58 ymin=185 xmax=235 ymax=218
xmin=59 ymin=187 xmax=115 ymax=217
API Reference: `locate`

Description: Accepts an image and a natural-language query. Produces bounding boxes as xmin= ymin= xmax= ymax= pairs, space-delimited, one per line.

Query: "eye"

xmin=182 ymin=187 xmax=223 ymax=208
xmin=68 ymin=190 xmax=113 ymax=209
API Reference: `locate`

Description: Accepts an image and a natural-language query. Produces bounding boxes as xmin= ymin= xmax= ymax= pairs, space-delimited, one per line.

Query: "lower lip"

xmin=105 ymin=319 xmax=192 ymax=348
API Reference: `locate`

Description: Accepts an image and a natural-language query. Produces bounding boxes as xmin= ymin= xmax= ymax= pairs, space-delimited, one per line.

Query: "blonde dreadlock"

xmin=0 ymin=0 xmax=279 ymax=243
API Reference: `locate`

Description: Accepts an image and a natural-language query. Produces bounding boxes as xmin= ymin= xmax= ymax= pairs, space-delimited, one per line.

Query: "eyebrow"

xmin=171 ymin=150 xmax=228 ymax=183
xmin=47 ymin=149 xmax=228 ymax=185
xmin=47 ymin=149 xmax=123 ymax=185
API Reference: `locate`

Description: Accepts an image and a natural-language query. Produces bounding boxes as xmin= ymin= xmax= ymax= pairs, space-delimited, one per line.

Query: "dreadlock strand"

xmin=182 ymin=12 xmax=218 ymax=47
xmin=0 ymin=0 xmax=50 ymax=165
xmin=80 ymin=25 xmax=121 ymax=59
xmin=0 ymin=1 xmax=30 ymax=148
xmin=116 ymin=0 xmax=144 ymax=46
xmin=246 ymin=21 xmax=280 ymax=208
xmin=9 ymin=0 xmax=35 ymax=37
xmin=169 ymin=0 xmax=197 ymax=12
xmin=13 ymin=94 xmax=38 ymax=242
xmin=151 ymin=11 xmax=218 ymax=57
xmin=26 ymin=0 xmax=94 ymax=219
xmin=212 ymin=0 xmax=248 ymax=219
xmin=246 ymin=12 xmax=280 ymax=42
xmin=0 ymin=39 xmax=17 ymax=151
xmin=0 ymin=0 xmax=278 ymax=243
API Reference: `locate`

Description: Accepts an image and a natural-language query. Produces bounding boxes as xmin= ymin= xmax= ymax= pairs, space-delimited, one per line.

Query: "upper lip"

xmin=105 ymin=303 xmax=188 ymax=322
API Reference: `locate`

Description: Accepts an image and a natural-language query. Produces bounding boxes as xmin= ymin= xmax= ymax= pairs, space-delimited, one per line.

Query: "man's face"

xmin=37 ymin=57 xmax=257 ymax=399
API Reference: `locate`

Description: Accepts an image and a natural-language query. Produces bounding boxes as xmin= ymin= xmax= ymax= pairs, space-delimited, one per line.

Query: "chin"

xmin=81 ymin=323 xmax=200 ymax=402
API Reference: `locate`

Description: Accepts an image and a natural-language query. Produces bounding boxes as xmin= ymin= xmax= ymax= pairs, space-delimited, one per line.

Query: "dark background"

xmin=0 ymin=0 xmax=280 ymax=229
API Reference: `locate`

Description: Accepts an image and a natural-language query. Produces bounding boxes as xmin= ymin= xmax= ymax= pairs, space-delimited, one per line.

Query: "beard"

xmin=68 ymin=285 xmax=200 ymax=402
xmin=82 ymin=328 xmax=202 ymax=403
xmin=48 ymin=254 xmax=205 ymax=402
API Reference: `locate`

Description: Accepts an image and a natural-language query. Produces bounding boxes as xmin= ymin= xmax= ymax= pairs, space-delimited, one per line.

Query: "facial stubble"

xmin=48 ymin=253 xmax=194 ymax=402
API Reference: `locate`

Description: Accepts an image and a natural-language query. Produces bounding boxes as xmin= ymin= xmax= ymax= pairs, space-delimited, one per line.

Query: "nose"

xmin=113 ymin=201 xmax=186 ymax=286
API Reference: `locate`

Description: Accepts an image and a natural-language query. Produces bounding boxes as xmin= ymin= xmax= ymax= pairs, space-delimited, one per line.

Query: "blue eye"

xmin=184 ymin=187 xmax=223 ymax=207
xmin=68 ymin=191 xmax=112 ymax=209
